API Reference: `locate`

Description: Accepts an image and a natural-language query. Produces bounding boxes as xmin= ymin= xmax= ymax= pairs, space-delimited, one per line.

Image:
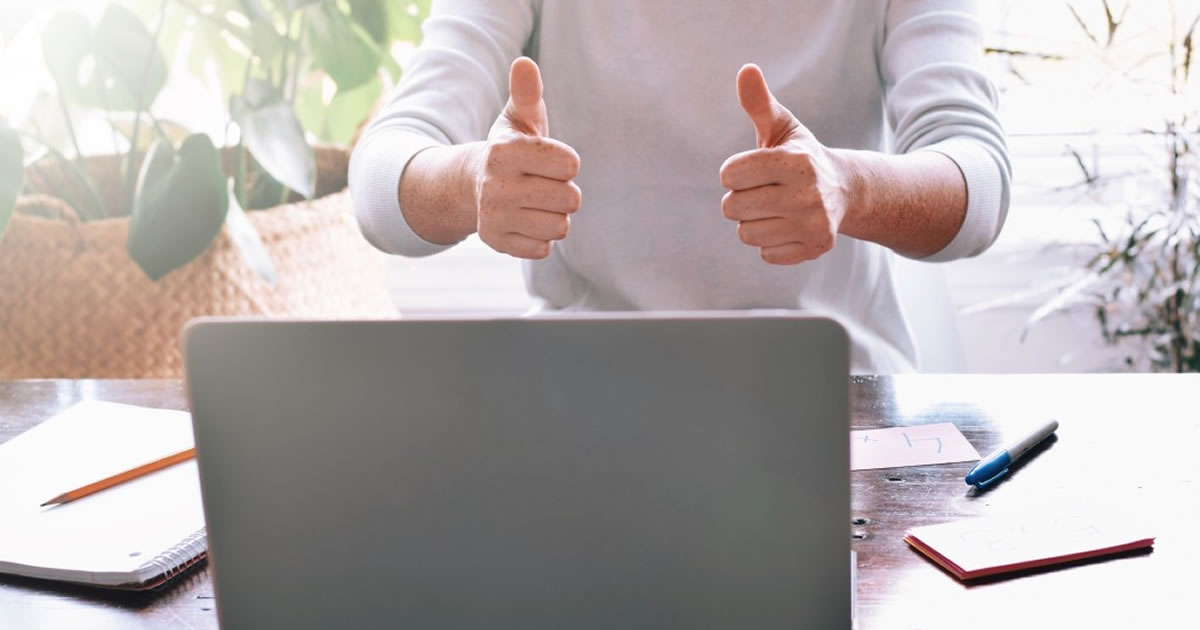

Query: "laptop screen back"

xmin=185 ymin=314 xmax=850 ymax=629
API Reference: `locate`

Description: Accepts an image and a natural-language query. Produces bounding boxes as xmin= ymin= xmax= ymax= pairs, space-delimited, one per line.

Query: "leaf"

xmin=41 ymin=6 xmax=169 ymax=111
xmin=292 ymin=78 xmax=326 ymax=138
xmin=0 ymin=119 xmax=23 ymax=239
xmin=1021 ymin=271 xmax=1103 ymax=341
xmin=1101 ymin=0 xmax=1118 ymax=45
xmin=387 ymin=0 xmax=430 ymax=44
xmin=239 ymin=0 xmax=273 ymax=22
xmin=326 ymin=75 xmax=382 ymax=144
xmin=41 ymin=12 xmax=96 ymax=103
xmin=134 ymin=136 xmax=177 ymax=204
xmin=349 ymin=0 xmax=388 ymax=45
xmin=249 ymin=20 xmax=286 ymax=61
xmin=187 ymin=20 xmax=253 ymax=104
xmin=94 ymin=4 xmax=169 ymax=108
xmin=224 ymin=178 xmax=278 ymax=284
xmin=285 ymin=0 xmax=324 ymax=10
xmin=128 ymin=135 xmax=229 ymax=281
xmin=231 ymin=79 xmax=315 ymax=199
xmin=304 ymin=2 xmax=382 ymax=90
xmin=1064 ymin=2 xmax=1099 ymax=46
xmin=245 ymin=163 xmax=288 ymax=210
xmin=110 ymin=116 xmax=193 ymax=152
xmin=1184 ymin=12 xmax=1200 ymax=82
xmin=381 ymin=50 xmax=402 ymax=82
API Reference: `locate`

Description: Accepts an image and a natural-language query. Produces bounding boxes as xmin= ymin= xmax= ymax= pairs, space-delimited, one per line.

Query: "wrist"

xmin=399 ymin=142 xmax=485 ymax=244
xmin=830 ymin=148 xmax=873 ymax=239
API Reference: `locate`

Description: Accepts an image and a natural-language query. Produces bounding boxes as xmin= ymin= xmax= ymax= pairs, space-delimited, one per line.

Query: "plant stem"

xmin=236 ymin=141 xmax=247 ymax=209
xmin=17 ymin=129 xmax=106 ymax=222
xmin=52 ymin=89 xmax=98 ymax=214
xmin=286 ymin=12 xmax=306 ymax=103
xmin=123 ymin=0 xmax=170 ymax=216
xmin=173 ymin=0 xmax=253 ymax=41
xmin=101 ymin=93 xmax=122 ymax=169
xmin=278 ymin=11 xmax=296 ymax=97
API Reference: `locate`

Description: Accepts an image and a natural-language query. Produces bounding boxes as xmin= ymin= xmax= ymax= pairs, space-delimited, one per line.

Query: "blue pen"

xmin=965 ymin=419 xmax=1059 ymax=489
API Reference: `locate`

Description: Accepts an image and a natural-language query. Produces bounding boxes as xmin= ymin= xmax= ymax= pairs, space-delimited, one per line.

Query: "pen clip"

xmin=972 ymin=467 xmax=1009 ymax=489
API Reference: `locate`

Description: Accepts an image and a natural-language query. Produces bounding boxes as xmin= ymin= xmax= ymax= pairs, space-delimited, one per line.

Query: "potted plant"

xmin=0 ymin=0 xmax=429 ymax=378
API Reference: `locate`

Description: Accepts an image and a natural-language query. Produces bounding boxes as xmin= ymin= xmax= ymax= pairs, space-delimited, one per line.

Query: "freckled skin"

xmin=400 ymin=59 xmax=967 ymax=263
xmin=719 ymin=63 xmax=968 ymax=263
xmin=400 ymin=57 xmax=581 ymax=260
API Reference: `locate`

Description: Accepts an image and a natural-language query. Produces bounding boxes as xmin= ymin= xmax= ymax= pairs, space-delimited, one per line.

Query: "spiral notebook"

xmin=0 ymin=400 xmax=206 ymax=590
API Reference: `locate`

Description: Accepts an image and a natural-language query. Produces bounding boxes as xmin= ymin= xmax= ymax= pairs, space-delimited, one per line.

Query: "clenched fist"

xmin=719 ymin=64 xmax=852 ymax=265
xmin=474 ymin=57 xmax=582 ymax=259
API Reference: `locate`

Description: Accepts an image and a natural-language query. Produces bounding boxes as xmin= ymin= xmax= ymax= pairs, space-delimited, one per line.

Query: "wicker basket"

xmin=0 ymin=146 xmax=395 ymax=378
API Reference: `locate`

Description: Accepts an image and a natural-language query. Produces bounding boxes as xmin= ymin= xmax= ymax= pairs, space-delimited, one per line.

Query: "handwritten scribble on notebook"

xmin=850 ymin=423 xmax=980 ymax=471
xmin=904 ymin=513 xmax=1155 ymax=581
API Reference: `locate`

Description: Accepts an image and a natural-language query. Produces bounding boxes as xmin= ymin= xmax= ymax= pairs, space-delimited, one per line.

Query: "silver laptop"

xmin=183 ymin=313 xmax=851 ymax=629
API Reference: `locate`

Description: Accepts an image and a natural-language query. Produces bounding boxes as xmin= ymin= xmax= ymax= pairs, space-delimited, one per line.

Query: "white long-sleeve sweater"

xmin=350 ymin=0 xmax=1011 ymax=372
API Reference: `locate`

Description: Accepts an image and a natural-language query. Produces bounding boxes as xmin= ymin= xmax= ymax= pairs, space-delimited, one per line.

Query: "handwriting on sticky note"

xmin=904 ymin=513 xmax=1155 ymax=580
xmin=850 ymin=422 xmax=980 ymax=470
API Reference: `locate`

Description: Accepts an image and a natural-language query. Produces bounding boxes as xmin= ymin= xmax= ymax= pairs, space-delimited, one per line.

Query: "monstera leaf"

xmin=0 ymin=119 xmax=22 ymax=238
xmin=127 ymin=135 xmax=228 ymax=280
xmin=231 ymin=79 xmax=315 ymax=200
xmin=304 ymin=2 xmax=381 ymax=91
xmin=41 ymin=5 xmax=168 ymax=111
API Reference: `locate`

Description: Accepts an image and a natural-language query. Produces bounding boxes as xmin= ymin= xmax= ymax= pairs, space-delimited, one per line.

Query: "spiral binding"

xmin=139 ymin=527 xmax=207 ymax=585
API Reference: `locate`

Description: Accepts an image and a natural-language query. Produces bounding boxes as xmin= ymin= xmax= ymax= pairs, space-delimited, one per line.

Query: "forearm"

xmin=397 ymin=142 xmax=485 ymax=246
xmin=834 ymin=149 xmax=967 ymax=259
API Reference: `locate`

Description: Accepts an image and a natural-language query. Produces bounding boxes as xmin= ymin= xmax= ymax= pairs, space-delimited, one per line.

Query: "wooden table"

xmin=1 ymin=376 xmax=1196 ymax=629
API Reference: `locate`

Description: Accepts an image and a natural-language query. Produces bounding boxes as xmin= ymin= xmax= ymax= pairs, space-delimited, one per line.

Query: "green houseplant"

xmin=0 ymin=0 xmax=430 ymax=377
xmin=1016 ymin=1 xmax=1200 ymax=371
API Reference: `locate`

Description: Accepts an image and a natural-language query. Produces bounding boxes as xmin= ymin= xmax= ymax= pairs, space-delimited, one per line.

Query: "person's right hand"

xmin=474 ymin=57 xmax=582 ymax=259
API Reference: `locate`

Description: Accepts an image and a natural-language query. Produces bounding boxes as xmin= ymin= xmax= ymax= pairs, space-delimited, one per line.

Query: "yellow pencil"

xmin=40 ymin=447 xmax=197 ymax=507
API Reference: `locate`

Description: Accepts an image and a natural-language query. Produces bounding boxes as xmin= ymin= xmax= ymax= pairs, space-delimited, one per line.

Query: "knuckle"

xmin=477 ymin=176 xmax=503 ymax=202
xmin=565 ymin=183 xmax=583 ymax=211
xmin=564 ymin=152 xmax=581 ymax=179
xmin=762 ymin=247 xmax=805 ymax=266
xmin=719 ymin=164 xmax=736 ymax=189
xmin=787 ymin=151 xmax=815 ymax=176
xmin=479 ymin=230 xmax=504 ymax=253
xmin=477 ymin=194 xmax=506 ymax=222
xmin=483 ymin=143 xmax=509 ymax=170
xmin=736 ymin=222 xmax=755 ymax=245
xmin=817 ymin=233 xmax=836 ymax=254
xmin=548 ymin=145 xmax=581 ymax=178
xmin=572 ymin=186 xmax=583 ymax=210
xmin=551 ymin=215 xmax=570 ymax=240
xmin=721 ymin=192 xmax=737 ymax=219
xmin=526 ymin=241 xmax=552 ymax=260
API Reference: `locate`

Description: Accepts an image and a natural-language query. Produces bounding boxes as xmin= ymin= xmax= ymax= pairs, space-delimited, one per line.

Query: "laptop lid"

xmin=184 ymin=313 xmax=850 ymax=629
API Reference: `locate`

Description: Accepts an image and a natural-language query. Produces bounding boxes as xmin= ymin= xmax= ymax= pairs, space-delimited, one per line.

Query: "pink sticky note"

xmin=904 ymin=513 xmax=1155 ymax=580
xmin=850 ymin=422 xmax=980 ymax=471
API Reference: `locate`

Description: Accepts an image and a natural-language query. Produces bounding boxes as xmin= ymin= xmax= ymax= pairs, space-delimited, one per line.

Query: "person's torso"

xmin=525 ymin=1 xmax=915 ymax=371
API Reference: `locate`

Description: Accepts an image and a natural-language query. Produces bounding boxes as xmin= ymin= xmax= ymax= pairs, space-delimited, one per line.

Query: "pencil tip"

xmin=40 ymin=496 xmax=62 ymax=507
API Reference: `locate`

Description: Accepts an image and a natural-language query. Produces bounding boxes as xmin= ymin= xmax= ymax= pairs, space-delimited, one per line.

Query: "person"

xmin=349 ymin=1 xmax=1011 ymax=372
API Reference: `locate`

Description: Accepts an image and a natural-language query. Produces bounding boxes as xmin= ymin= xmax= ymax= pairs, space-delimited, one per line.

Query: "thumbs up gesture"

xmin=474 ymin=57 xmax=582 ymax=259
xmin=719 ymin=64 xmax=852 ymax=265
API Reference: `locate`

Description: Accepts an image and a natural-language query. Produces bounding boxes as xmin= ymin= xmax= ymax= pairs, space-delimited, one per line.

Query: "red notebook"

xmin=904 ymin=512 xmax=1155 ymax=580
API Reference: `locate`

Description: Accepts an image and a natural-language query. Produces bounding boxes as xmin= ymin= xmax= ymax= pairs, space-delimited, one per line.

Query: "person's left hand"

xmin=719 ymin=64 xmax=853 ymax=265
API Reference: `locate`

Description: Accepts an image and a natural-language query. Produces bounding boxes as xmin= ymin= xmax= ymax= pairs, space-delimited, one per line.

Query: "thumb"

xmin=504 ymin=56 xmax=549 ymax=137
xmin=736 ymin=64 xmax=799 ymax=148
